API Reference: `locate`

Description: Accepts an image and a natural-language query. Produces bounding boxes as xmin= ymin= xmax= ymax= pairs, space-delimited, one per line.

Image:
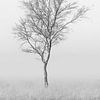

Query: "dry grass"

xmin=0 ymin=79 xmax=100 ymax=100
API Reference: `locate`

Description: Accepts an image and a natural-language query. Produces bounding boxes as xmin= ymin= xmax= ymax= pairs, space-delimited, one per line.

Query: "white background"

xmin=0 ymin=0 xmax=100 ymax=81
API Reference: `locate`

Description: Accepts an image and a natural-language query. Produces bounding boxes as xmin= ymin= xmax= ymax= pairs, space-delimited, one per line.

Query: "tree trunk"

xmin=44 ymin=62 xmax=48 ymax=88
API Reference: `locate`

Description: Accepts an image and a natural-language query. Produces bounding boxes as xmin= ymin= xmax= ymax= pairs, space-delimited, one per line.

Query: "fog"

xmin=0 ymin=0 xmax=100 ymax=80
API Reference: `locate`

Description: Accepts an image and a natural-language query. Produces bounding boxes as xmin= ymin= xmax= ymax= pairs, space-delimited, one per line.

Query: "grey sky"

xmin=0 ymin=0 xmax=100 ymax=80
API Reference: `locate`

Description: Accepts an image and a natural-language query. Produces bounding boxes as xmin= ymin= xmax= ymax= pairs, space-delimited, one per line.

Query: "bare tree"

xmin=13 ymin=0 xmax=88 ymax=87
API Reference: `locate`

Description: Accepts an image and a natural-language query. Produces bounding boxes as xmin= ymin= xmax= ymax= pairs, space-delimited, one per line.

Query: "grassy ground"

xmin=0 ymin=79 xmax=100 ymax=100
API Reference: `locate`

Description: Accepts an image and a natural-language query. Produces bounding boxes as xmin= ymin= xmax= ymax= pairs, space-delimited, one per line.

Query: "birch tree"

xmin=13 ymin=0 xmax=88 ymax=87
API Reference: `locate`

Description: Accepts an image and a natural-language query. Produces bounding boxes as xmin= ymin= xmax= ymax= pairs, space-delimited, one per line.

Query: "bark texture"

xmin=44 ymin=62 xmax=48 ymax=87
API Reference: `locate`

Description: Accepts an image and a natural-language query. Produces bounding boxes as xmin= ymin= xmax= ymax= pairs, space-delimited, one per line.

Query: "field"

xmin=0 ymin=79 xmax=100 ymax=100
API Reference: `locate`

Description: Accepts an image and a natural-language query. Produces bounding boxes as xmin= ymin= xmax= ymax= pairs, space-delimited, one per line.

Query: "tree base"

xmin=44 ymin=81 xmax=48 ymax=88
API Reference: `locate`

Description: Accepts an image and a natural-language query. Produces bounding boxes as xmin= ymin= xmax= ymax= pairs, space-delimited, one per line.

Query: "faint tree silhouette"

xmin=13 ymin=0 xmax=88 ymax=87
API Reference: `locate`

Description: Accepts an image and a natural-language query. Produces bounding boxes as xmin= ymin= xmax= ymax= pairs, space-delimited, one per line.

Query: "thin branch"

xmin=27 ymin=38 xmax=42 ymax=57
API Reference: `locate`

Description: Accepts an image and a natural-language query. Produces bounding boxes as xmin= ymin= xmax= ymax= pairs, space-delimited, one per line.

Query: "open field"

xmin=0 ymin=79 xmax=100 ymax=100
